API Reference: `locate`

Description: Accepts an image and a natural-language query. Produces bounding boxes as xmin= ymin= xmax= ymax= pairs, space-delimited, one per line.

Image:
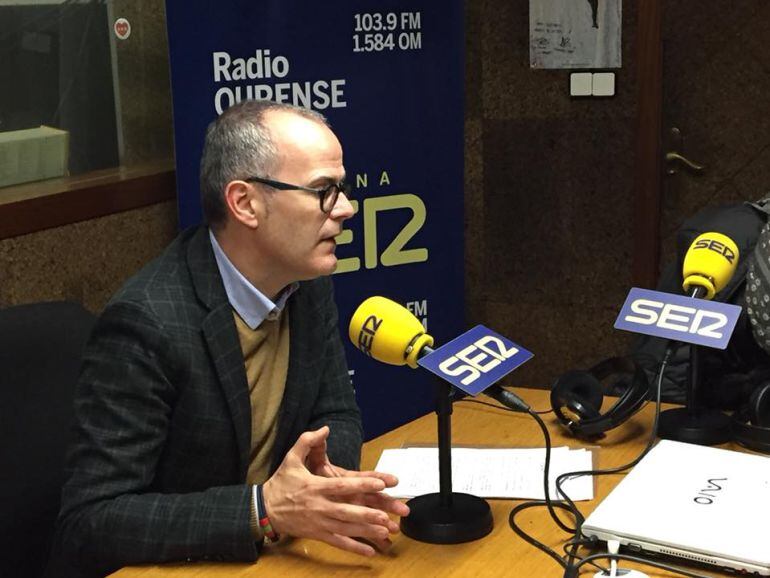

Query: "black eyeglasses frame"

xmin=243 ymin=176 xmax=352 ymax=213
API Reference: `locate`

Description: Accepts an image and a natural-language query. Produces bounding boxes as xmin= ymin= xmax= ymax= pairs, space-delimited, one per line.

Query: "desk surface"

xmin=111 ymin=388 xmax=741 ymax=578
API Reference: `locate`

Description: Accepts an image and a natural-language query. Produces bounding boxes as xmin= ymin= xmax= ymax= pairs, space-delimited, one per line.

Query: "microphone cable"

xmin=494 ymin=348 xmax=715 ymax=577
xmin=454 ymin=395 xmax=600 ymax=571
xmin=455 ymin=396 xmax=553 ymax=416
xmin=551 ymin=347 xmax=674 ymax=536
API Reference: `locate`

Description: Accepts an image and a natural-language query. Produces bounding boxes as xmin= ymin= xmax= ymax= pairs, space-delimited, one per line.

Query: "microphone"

xmin=349 ymin=296 xmax=530 ymax=412
xmin=349 ymin=296 xmax=434 ymax=369
xmin=656 ymin=231 xmax=741 ymax=445
xmin=682 ymin=232 xmax=739 ymax=300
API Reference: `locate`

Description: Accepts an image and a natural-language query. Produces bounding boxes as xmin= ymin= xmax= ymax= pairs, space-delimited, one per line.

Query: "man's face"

xmin=254 ymin=110 xmax=354 ymax=287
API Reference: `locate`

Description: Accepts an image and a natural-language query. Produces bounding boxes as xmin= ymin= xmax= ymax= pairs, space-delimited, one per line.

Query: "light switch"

xmin=592 ymin=72 xmax=616 ymax=96
xmin=570 ymin=72 xmax=592 ymax=97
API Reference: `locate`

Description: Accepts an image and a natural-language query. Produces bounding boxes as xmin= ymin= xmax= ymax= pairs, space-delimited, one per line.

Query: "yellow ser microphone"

xmin=682 ymin=232 xmax=739 ymax=300
xmin=348 ymin=296 xmax=434 ymax=369
xmin=351 ymin=297 xmax=501 ymax=545
xmin=349 ymin=296 xmax=531 ymax=412
xmin=655 ymin=231 xmax=741 ymax=446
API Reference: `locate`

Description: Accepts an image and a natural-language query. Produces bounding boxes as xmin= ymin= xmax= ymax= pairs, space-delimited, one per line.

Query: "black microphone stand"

xmin=400 ymin=377 xmax=493 ymax=543
xmin=657 ymin=289 xmax=732 ymax=445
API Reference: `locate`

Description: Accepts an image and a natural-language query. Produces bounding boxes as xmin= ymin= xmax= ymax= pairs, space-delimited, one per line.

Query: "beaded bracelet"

xmin=256 ymin=484 xmax=280 ymax=543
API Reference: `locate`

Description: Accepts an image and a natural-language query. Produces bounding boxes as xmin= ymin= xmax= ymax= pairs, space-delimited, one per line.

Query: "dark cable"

xmin=528 ymin=409 xmax=585 ymax=533
xmin=503 ymin=348 xmax=681 ymax=577
xmin=554 ymin=347 xmax=672 ymax=534
xmin=455 ymin=396 xmax=553 ymax=415
xmin=507 ymin=502 xmax=569 ymax=569
xmin=506 ymin=409 xmax=585 ymax=571
xmin=572 ymin=552 xmax=714 ymax=578
xmin=562 ymin=536 xmax=608 ymax=574
xmin=458 ymin=396 xmax=583 ymax=532
xmin=456 ymin=353 xmax=690 ymax=577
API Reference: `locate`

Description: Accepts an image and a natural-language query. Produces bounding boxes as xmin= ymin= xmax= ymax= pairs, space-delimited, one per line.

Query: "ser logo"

xmin=437 ymin=336 xmax=519 ymax=386
xmin=356 ymin=315 xmax=382 ymax=357
xmin=693 ymin=238 xmax=736 ymax=264
xmin=624 ymin=299 xmax=727 ymax=338
xmin=614 ymin=287 xmax=742 ymax=349
xmin=693 ymin=478 xmax=727 ymax=505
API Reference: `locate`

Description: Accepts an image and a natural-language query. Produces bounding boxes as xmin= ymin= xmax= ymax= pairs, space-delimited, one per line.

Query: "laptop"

xmin=581 ymin=439 xmax=770 ymax=576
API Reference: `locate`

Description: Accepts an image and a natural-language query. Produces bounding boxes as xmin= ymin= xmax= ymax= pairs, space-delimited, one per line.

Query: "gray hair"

xmin=199 ymin=100 xmax=328 ymax=229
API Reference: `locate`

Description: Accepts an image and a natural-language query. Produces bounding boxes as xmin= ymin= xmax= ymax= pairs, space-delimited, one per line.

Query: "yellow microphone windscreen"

xmin=682 ymin=232 xmax=739 ymax=300
xmin=348 ymin=296 xmax=433 ymax=368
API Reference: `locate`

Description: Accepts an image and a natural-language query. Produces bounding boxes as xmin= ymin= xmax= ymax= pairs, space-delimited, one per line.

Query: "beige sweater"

xmin=233 ymin=309 xmax=290 ymax=485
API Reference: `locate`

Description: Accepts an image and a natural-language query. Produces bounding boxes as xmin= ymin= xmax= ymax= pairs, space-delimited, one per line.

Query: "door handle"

xmin=665 ymin=151 xmax=705 ymax=175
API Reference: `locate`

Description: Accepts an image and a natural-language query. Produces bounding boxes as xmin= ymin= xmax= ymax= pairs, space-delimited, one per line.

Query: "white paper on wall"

xmin=529 ymin=0 xmax=621 ymax=69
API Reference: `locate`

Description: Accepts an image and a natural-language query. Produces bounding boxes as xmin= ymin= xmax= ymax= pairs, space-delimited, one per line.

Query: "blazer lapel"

xmin=186 ymin=227 xmax=251 ymax=478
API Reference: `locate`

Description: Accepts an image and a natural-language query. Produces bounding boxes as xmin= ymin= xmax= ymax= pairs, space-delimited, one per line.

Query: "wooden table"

xmin=112 ymin=388 xmax=741 ymax=578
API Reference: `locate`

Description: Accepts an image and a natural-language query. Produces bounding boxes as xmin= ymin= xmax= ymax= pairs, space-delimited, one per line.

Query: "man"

xmin=51 ymin=100 xmax=408 ymax=577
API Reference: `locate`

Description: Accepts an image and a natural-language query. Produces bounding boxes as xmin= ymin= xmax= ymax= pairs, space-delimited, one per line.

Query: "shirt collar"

xmin=209 ymin=229 xmax=298 ymax=330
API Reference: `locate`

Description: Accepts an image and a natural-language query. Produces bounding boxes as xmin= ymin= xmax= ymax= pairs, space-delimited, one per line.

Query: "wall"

xmin=0 ymin=202 xmax=176 ymax=312
xmin=465 ymin=0 xmax=638 ymax=388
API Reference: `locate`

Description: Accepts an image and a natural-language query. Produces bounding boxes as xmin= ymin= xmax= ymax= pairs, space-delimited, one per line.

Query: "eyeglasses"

xmin=243 ymin=176 xmax=352 ymax=213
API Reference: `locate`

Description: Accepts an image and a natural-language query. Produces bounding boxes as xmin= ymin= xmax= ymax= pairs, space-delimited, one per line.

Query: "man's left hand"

xmin=305 ymin=426 xmax=410 ymax=549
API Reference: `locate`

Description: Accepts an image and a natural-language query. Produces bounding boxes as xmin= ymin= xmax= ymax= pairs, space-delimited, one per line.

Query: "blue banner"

xmin=165 ymin=2 xmax=465 ymax=438
xmin=418 ymin=325 xmax=533 ymax=396
xmin=614 ymin=288 xmax=742 ymax=349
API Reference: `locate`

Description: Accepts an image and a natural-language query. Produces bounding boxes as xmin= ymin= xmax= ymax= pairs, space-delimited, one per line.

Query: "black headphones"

xmin=731 ymin=382 xmax=770 ymax=453
xmin=550 ymin=356 xmax=649 ymax=439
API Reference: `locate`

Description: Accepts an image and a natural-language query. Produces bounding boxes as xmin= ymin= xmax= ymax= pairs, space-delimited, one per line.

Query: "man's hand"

xmin=262 ymin=426 xmax=410 ymax=557
xmin=305 ymin=426 xmax=410 ymax=526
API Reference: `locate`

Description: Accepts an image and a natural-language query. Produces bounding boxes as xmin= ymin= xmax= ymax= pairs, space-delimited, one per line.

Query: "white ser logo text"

xmin=624 ymin=298 xmax=727 ymax=339
xmin=437 ymin=336 xmax=518 ymax=386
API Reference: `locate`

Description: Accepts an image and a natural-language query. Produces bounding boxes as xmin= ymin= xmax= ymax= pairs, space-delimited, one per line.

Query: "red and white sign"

xmin=114 ymin=18 xmax=131 ymax=40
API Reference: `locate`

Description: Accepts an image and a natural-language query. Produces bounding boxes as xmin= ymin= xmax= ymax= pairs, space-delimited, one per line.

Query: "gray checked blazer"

xmin=49 ymin=225 xmax=362 ymax=577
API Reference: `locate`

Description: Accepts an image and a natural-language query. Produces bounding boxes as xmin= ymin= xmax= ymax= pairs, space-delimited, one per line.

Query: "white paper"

xmin=375 ymin=446 xmax=594 ymax=501
xmin=530 ymin=0 xmax=621 ymax=69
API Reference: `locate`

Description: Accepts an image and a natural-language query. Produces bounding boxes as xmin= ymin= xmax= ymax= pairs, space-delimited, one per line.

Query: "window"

xmin=0 ymin=0 xmax=175 ymax=237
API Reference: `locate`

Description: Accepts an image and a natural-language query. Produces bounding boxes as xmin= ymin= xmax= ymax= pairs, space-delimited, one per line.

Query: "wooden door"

xmin=659 ymin=1 xmax=770 ymax=267
xmin=634 ymin=0 xmax=770 ymax=286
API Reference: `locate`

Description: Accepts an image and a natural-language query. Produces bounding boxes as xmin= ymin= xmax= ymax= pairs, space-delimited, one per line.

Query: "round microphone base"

xmin=657 ymin=407 xmax=732 ymax=446
xmin=400 ymin=492 xmax=493 ymax=544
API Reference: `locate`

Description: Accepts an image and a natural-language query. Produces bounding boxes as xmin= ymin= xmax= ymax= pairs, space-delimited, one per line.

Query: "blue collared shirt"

xmin=209 ymin=230 xmax=297 ymax=330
